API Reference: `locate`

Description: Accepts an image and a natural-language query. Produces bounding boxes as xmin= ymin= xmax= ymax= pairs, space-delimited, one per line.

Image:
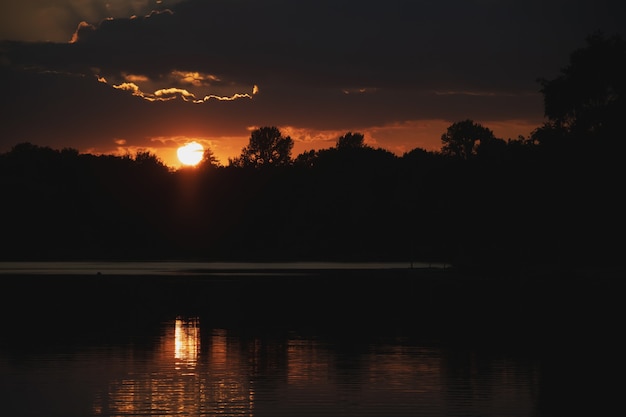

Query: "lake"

xmin=0 ymin=262 xmax=621 ymax=416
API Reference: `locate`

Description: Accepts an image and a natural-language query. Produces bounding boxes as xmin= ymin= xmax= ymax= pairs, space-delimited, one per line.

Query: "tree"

xmin=538 ymin=32 xmax=626 ymax=144
xmin=529 ymin=121 xmax=569 ymax=151
xmin=440 ymin=119 xmax=497 ymax=160
xmin=336 ymin=132 xmax=365 ymax=149
xmin=293 ymin=149 xmax=317 ymax=168
xmin=231 ymin=126 xmax=294 ymax=168
xmin=476 ymin=136 xmax=508 ymax=162
xmin=134 ymin=150 xmax=169 ymax=173
xmin=198 ymin=147 xmax=222 ymax=170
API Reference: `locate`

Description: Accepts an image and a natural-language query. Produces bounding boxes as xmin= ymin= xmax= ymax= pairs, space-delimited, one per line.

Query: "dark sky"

xmin=1 ymin=0 xmax=624 ymax=166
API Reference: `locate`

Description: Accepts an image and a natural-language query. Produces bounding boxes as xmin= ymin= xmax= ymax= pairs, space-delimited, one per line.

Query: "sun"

xmin=177 ymin=142 xmax=204 ymax=166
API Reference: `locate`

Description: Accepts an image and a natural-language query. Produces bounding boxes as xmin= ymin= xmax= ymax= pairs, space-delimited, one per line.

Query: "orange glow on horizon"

xmin=124 ymin=118 xmax=539 ymax=169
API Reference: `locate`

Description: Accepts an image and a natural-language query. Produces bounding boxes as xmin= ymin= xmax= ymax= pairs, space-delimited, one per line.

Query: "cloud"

xmin=170 ymin=70 xmax=219 ymax=87
xmin=7 ymin=0 xmax=625 ymax=93
xmin=0 ymin=1 xmax=540 ymax=91
xmin=0 ymin=0 xmax=184 ymax=42
xmin=107 ymin=78 xmax=256 ymax=103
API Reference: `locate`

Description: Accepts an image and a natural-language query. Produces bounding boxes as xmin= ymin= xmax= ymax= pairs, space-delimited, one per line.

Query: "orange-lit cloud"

xmin=170 ymin=70 xmax=220 ymax=87
xmin=123 ymin=74 xmax=150 ymax=83
xmin=154 ymin=87 xmax=196 ymax=101
xmin=98 ymin=68 xmax=258 ymax=103
xmin=110 ymin=80 xmax=256 ymax=103
xmin=112 ymin=82 xmax=142 ymax=96
xmin=69 ymin=22 xmax=94 ymax=43
xmin=199 ymin=91 xmax=256 ymax=102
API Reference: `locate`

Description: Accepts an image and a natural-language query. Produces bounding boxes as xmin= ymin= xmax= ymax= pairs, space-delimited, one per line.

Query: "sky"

xmin=1 ymin=0 xmax=624 ymax=168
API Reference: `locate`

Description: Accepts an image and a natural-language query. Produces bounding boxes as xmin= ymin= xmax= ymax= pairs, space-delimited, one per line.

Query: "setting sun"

xmin=177 ymin=142 xmax=204 ymax=166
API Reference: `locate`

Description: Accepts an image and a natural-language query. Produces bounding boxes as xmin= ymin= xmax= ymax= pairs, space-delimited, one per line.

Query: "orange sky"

xmin=149 ymin=118 xmax=542 ymax=169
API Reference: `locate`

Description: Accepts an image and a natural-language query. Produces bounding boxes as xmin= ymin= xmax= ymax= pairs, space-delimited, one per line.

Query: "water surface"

xmin=0 ymin=263 xmax=620 ymax=416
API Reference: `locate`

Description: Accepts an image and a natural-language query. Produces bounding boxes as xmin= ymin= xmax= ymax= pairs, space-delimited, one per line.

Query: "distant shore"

xmin=0 ymin=260 xmax=450 ymax=277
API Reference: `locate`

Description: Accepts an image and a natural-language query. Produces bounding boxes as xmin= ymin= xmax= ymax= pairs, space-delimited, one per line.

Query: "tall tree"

xmin=440 ymin=119 xmax=496 ymax=160
xmin=538 ymin=32 xmax=626 ymax=144
xmin=198 ymin=147 xmax=222 ymax=170
xmin=231 ymin=126 xmax=294 ymax=168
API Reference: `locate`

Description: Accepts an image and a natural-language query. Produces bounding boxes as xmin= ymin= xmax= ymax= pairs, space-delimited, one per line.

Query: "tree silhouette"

xmin=336 ymin=132 xmax=365 ymax=149
xmin=538 ymin=32 xmax=626 ymax=145
xmin=230 ymin=126 xmax=294 ymax=168
xmin=475 ymin=136 xmax=508 ymax=163
xmin=293 ymin=149 xmax=317 ymax=168
xmin=134 ymin=150 xmax=169 ymax=173
xmin=198 ymin=147 xmax=222 ymax=170
xmin=440 ymin=119 xmax=497 ymax=160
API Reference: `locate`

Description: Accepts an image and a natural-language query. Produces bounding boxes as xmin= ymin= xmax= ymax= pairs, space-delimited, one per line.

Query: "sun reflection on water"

xmin=83 ymin=314 xmax=542 ymax=417
xmin=175 ymin=316 xmax=199 ymax=368
xmin=92 ymin=316 xmax=255 ymax=417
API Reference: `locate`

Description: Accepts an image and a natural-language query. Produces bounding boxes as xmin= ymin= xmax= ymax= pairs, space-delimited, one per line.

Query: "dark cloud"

xmin=10 ymin=0 xmax=623 ymax=91
xmin=0 ymin=1 xmax=184 ymax=42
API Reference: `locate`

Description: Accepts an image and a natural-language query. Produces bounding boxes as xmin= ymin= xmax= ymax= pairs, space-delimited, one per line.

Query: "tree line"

xmin=1 ymin=32 xmax=623 ymax=270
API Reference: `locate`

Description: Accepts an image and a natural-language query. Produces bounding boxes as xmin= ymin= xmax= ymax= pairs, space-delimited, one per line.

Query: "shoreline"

xmin=0 ymin=260 xmax=450 ymax=277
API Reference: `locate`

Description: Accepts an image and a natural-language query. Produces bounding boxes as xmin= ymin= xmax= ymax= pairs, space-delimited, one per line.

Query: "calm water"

xmin=0 ymin=262 xmax=621 ymax=416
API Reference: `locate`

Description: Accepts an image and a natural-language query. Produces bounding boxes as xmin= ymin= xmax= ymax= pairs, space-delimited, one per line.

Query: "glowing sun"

xmin=177 ymin=142 xmax=204 ymax=166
